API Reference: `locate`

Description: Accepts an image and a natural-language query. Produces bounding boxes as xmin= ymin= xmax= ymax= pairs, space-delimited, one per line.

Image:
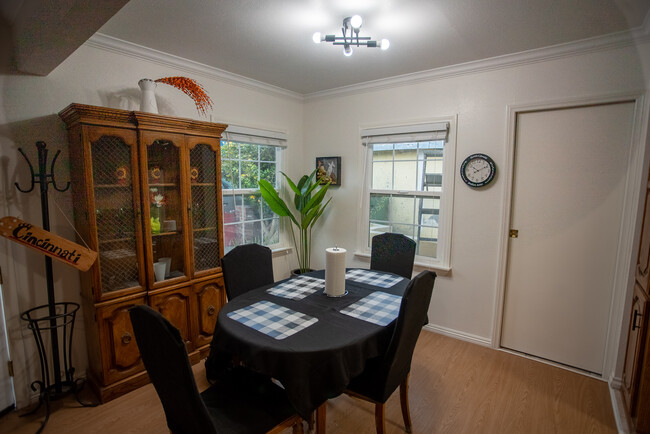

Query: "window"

xmin=221 ymin=126 xmax=286 ymax=252
xmin=360 ymin=120 xmax=455 ymax=269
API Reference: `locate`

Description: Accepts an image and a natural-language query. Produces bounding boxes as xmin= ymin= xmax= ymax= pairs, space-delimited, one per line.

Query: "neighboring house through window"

xmin=359 ymin=119 xmax=456 ymax=270
xmin=221 ymin=126 xmax=286 ymax=252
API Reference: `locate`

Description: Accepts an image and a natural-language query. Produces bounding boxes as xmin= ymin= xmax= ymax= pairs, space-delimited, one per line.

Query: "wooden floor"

xmin=0 ymin=331 xmax=617 ymax=433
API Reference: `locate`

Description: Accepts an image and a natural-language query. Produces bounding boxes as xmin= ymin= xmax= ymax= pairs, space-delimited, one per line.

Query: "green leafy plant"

xmin=258 ymin=169 xmax=331 ymax=273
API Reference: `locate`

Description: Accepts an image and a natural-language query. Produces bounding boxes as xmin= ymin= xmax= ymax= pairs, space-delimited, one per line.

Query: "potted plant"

xmin=258 ymin=169 xmax=332 ymax=274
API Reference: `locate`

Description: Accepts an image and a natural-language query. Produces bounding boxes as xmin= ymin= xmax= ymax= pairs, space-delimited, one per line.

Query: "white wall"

xmin=303 ymin=40 xmax=650 ymax=359
xmin=0 ymin=44 xmax=304 ymax=408
xmin=1 ymin=31 xmax=649 ymax=410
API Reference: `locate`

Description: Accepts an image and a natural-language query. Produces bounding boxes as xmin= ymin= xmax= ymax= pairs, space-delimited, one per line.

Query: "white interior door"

xmin=501 ymin=101 xmax=635 ymax=374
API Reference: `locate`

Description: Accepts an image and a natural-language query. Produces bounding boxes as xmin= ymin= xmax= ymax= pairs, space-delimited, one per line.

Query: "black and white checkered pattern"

xmin=266 ymin=275 xmax=325 ymax=300
xmin=345 ymin=268 xmax=405 ymax=288
xmin=340 ymin=291 xmax=402 ymax=326
xmin=227 ymin=300 xmax=318 ymax=340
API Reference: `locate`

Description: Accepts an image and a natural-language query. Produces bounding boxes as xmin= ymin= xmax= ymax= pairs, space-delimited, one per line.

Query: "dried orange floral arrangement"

xmin=155 ymin=76 xmax=213 ymax=116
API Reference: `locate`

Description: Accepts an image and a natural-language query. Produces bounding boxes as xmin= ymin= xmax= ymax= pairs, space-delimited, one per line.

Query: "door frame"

xmin=492 ymin=92 xmax=647 ymax=382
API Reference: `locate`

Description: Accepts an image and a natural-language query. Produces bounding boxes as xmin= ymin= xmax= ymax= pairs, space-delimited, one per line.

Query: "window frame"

xmin=356 ymin=117 xmax=457 ymax=272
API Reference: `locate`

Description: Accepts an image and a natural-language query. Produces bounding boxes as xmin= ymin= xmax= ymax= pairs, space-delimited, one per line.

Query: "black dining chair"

xmin=221 ymin=243 xmax=274 ymax=300
xmin=370 ymin=232 xmax=417 ymax=279
xmin=344 ymin=270 xmax=436 ymax=434
xmin=129 ymin=305 xmax=303 ymax=434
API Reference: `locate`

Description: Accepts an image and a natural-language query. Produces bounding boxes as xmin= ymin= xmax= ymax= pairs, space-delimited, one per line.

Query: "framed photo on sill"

xmin=316 ymin=156 xmax=341 ymax=186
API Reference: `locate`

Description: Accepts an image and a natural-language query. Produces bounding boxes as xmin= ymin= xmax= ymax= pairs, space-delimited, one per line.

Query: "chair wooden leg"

xmin=292 ymin=419 xmax=304 ymax=434
xmin=374 ymin=403 xmax=386 ymax=434
xmin=316 ymin=402 xmax=326 ymax=434
xmin=307 ymin=411 xmax=315 ymax=432
xmin=399 ymin=375 xmax=412 ymax=433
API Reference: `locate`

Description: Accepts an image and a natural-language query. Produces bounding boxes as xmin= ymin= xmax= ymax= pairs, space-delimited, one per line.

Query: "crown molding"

xmin=304 ymin=24 xmax=650 ymax=101
xmin=85 ymin=33 xmax=304 ymax=101
xmin=87 ymin=19 xmax=649 ymax=104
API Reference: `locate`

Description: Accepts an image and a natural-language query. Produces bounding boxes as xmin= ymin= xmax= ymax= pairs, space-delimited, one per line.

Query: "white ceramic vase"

xmin=138 ymin=78 xmax=159 ymax=114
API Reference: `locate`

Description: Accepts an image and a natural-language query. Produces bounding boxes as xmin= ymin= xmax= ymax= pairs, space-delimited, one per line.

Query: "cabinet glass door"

xmin=91 ymin=135 xmax=141 ymax=295
xmin=146 ymin=137 xmax=187 ymax=284
xmin=189 ymin=141 xmax=221 ymax=273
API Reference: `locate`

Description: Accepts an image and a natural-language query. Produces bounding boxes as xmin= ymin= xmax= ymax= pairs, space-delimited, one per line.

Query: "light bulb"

xmin=380 ymin=39 xmax=390 ymax=50
xmin=312 ymin=32 xmax=322 ymax=44
xmin=350 ymin=15 xmax=362 ymax=29
xmin=344 ymin=45 xmax=353 ymax=56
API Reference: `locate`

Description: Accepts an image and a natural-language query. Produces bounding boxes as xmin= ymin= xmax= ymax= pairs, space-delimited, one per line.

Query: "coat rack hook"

xmin=14 ymin=147 xmax=35 ymax=193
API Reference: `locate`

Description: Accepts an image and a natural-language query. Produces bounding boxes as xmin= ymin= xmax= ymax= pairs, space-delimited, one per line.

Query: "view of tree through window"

xmin=369 ymin=141 xmax=444 ymax=258
xmin=221 ymin=140 xmax=280 ymax=251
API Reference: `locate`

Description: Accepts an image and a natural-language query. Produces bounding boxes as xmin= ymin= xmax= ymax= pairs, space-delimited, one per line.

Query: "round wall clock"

xmin=460 ymin=153 xmax=496 ymax=188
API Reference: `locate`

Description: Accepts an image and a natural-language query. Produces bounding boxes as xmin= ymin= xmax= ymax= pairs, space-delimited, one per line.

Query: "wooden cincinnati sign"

xmin=0 ymin=216 xmax=97 ymax=271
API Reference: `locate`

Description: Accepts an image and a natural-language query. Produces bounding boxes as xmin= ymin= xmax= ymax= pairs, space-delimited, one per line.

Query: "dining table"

xmin=205 ymin=268 xmax=410 ymax=432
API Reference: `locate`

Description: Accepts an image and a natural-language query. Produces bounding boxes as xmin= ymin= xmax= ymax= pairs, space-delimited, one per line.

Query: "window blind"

xmin=360 ymin=122 xmax=449 ymax=145
xmin=224 ymin=125 xmax=287 ymax=147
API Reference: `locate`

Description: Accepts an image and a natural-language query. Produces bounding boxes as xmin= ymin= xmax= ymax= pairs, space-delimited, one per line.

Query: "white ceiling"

xmin=9 ymin=0 xmax=650 ymax=95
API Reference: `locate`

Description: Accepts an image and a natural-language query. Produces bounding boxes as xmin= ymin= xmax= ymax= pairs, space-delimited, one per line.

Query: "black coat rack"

xmin=15 ymin=141 xmax=92 ymax=432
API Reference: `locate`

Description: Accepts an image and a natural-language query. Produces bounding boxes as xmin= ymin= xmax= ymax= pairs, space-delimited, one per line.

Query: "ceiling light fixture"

xmin=313 ymin=15 xmax=389 ymax=56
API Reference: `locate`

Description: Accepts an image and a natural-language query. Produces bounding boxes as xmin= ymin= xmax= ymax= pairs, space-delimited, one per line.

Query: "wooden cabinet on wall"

xmin=59 ymin=104 xmax=228 ymax=402
xmin=622 ymin=172 xmax=650 ymax=433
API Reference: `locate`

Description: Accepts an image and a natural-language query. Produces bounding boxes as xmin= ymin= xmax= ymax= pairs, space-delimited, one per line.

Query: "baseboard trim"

xmin=423 ymin=324 xmax=492 ymax=347
xmin=609 ymin=385 xmax=632 ymax=433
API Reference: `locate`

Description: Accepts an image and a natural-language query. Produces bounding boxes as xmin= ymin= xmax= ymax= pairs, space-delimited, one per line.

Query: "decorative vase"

xmin=138 ymin=78 xmax=159 ymax=114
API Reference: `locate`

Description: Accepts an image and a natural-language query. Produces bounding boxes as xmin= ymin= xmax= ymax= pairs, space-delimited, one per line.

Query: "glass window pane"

xmin=240 ymin=161 xmax=259 ymax=188
xmin=240 ymin=143 xmax=257 ymax=160
xmin=260 ymin=145 xmax=276 ymax=162
xmin=244 ymin=221 xmax=262 ymax=244
xmin=232 ymin=194 xmax=245 ymax=223
xmin=372 ymin=144 xmax=393 ymax=161
xmin=391 ymin=224 xmax=416 ymax=240
xmin=260 ymin=162 xmax=277 ymax=186
xmin=393 ymin=160 xmax=418 ymax=190
xmin=394 ymin=142 xmax=418 ymax=159
xmin=369 ymin=194 xmax=390 ymax=223
xmin=223 ymin=223 xmax=243 ymax=253
xmin=221 ymin=159 xmax=239 ymax=190
xmin=391 ymin=196 xmax=416 ymax=225
xmin=244 ymin=193 xmax=261 ymax=220
xmin=221 ymin=141 xmax=238 ymax=160
xmin=262 ymin=218 xmax=279 ymax=245
xmin=372 ymin=161 xmax=392 ymax=189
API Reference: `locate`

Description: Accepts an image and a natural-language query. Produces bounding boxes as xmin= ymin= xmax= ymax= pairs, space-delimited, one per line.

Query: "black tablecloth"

xmin=205 ymin=269 xmax=409 ymax=419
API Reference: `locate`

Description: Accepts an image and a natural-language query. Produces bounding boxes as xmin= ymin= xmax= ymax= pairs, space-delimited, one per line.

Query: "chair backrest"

xmin=373 ymin=270 xmax=436 ymax=402
xmin=221 ymin=243 xmax=274 ymax=300
xmin=370 ymin=233 xmax=417 ymax=279
xmin=129 ymin=305 xmax=217 ymax=434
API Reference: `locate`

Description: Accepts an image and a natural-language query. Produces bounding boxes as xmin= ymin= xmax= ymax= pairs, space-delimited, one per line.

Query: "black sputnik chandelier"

xmin=312 ymin=15 xmax=390 ymax=56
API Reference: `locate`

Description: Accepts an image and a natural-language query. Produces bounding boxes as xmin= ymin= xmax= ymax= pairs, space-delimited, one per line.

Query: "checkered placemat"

xmin=266 ymin=275 xmax=325 ymax=300
xmin=345 ymin=269 xmax=405 ymax=288
xmin=340 ymin=291 xmax=402 ymax=326
xmin=227 ymin=300 xmax=318 ymax=340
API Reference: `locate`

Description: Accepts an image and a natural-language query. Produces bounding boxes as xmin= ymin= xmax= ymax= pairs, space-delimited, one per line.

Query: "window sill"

xmin=353 ymin=251 xmax=451 ymax=275
xmin=271 ymin=246 xmax=292 ymax=257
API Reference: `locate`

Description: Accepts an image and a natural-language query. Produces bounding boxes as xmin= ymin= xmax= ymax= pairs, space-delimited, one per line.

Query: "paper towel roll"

xmin=325 ymin=247 xmax=347 ymax=297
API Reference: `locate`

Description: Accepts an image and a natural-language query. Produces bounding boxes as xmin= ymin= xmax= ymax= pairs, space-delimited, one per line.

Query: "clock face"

xmin=460 ymin=153 xmax=496 ymax=188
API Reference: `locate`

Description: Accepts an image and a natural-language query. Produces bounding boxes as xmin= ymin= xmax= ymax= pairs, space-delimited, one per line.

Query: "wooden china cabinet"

xmin=59 ymin=104 xmax=228 ymax=402
xmin=622 ymin=169 xmax=650 ymax=433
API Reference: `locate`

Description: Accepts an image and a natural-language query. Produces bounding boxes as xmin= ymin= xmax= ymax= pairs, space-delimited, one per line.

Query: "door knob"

xmin=509 ymin=229 xmax=519 ymax=238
